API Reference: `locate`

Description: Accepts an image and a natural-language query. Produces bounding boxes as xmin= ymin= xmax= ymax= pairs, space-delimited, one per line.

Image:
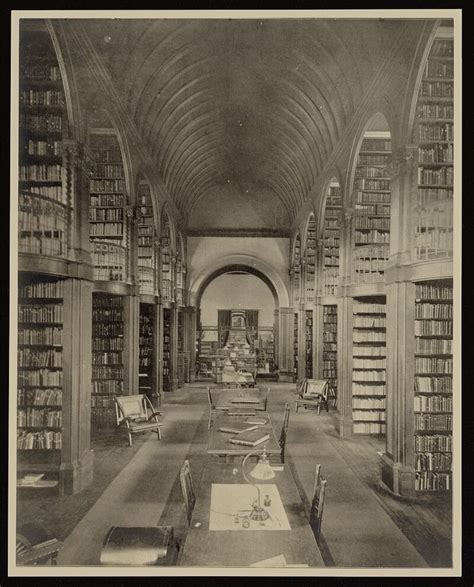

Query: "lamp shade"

xmin=250 ymin=458 xmax=275 ymax=480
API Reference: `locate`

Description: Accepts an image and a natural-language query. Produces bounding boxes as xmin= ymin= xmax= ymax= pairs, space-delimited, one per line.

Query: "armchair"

xmin=115 ymin=394 xmax=163 ymax=446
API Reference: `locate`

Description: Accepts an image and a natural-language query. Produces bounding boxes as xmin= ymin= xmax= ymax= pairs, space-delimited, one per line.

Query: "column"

xmin=170 ymin=255 xmax=179 ymax=391
xmin=313 ymin=238 xmax=325 ymax=378
xmin=60 ymin=277 xmax=94 ymax=494
xmin=278 ymin=307 xmax=294 ymax=382
xmin=183 ymin=306 xmax=197 ymax=383
xmin=123 ymin=293 xmax=140 ymax=395
xmin=297 ymin=302 xmax=307 ymax=382
xmin=151 ymin=298 xmax=162 ymax=407
xmin=273 ymin=308 xmax=279 ymax=377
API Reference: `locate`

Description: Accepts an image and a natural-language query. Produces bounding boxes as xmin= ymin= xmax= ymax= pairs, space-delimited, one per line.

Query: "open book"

xmin=219 ymin=424 xmax=258 ymax=434
xmin=228 ymin=428 xmax=270 ymax=447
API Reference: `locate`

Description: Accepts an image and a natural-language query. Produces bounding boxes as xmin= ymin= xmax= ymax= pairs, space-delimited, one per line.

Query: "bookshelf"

xmin=17 ymin=275 xmax=65 ymax=485
xmin=352 ymin=134 xmax=391 ymax=284
xmin=139 ymin=303 xmax=154 ymax=400
xmin=293 ymin=312 xmax=298 ymax=382
xmin=414 ymin=279 xmax=453 ymax=491
xmin=162 ymin=308 xmax=172 ymax=391
xmin=19 ymin=27 xmax=68 ymax=260
xmin=91 ymin=293 xmax=124 ymax=428
xmin=323 ymin=305 xmax=337 ymax=408
xmin=137 ymin=183 xmax=155 ymax=295
xmin=305 ymin=310 xmax=313 ymax=378
xmin=177 ymin=311 xmax=186 ymax=386
xmin=322 ymin=182 xmax=342 ymax=296
xmin=414 ymin=30 xmax=454 ymax=261
xmin=352 ymin=297 xmax=387 ymax=435
xmin=292 ymin=234 xmax=301 ymax=305
xmin=176 ymin=235 xmax=185 ymax=307
xmin=89 ymin=133 xmax=128 ymax=282
xmin=305 ymin=215 xmax=316 ymax=303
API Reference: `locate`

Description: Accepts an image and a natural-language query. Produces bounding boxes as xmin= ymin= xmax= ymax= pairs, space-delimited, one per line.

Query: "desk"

xmin=215 ymin=389 xmax=266 ymax=412
xmin=179 ymin=463 xmax=324 ymax=567
xmin=208 ymin=412 xmax=281 ymax=460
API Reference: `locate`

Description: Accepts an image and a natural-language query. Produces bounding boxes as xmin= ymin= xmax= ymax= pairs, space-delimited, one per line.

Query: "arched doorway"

xmin=195 ymin=265 xmax=279 ymax=383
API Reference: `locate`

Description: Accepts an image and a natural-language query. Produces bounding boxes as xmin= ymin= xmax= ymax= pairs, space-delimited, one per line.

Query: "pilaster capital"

xmin=63 ymin=139 xmax=95 ymax=175
xmin=386 ymin=148 xmax=415 ymax=179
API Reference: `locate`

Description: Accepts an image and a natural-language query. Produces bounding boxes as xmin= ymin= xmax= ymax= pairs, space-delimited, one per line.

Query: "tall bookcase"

xmin=162 ymin=308 xmax=172 ymax=391
xmin=17 ymin=275 xmax=65 ymax=486
xmin=89 ymin=133 xmax=128 ymax=282
xmin=305 ymin=216 xmax=316 ymax=303
xmin=292 ymin=235 xmax=301 ymax=305
xmin=91 ymin=293 xmax=124 ymax=428
xmin=160 ymin=215 xmax=172 ymax=302
xmin=19 ymin=27 xmax=68 ymax=259
xmin=137 ymin=183 xmax=155 ymax=295
xmin=305 ymin=310 xmax=313 ymax=378
xmin=139 ymin=303 xmax=154 ymax=401
xmin=322 ymin=182 xmax=342 ymax=296
xmin=414 ymin=279 xmax=453 ymax=491
xmin=323 ymin=305 xmax=337 ymax=408
xmin=293 ymin=312 xmax=298 ymax=382
xmin=352 ymin=297 xmax=387 ymax=435
xmin=352 ymin=135 xmax=391 ymax=284
xmin=414 ymin=30 xmax=454 ymax=261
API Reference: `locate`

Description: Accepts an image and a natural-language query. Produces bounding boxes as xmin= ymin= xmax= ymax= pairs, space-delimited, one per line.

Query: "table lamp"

xmin=242 ymin=445 xmax=275 ymax=522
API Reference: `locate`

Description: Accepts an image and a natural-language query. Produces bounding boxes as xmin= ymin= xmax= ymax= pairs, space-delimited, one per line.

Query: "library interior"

xmin=13 ymin=17 xmax=456 ymax=570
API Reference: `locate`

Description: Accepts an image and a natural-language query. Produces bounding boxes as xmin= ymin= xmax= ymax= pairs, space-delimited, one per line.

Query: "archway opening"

xmin=196 ymin=266 xmax=278 ymax=383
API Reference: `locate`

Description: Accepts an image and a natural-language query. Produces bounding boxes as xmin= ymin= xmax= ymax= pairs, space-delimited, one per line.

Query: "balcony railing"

xmin=352 ymin=244 xmax=389 ymax=284
xmin=91 ymin=240 xmax=127 ymax=282
xmin=138 ymin=265 xmax=155 ymax=295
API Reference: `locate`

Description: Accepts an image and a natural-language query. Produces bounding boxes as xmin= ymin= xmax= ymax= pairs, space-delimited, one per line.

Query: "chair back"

xmin=305 ymin=379 xmax=328 ymax=401
xmin=115 ymin=395 xmax=149 ymax=426
xmin=310 ymin=463 xmax=327 ymax=543
xmin=179 ymin=459 xmax=196 ymax=525
xmin=263 ymin=387 xmax=269 ymax=410
xmin=207 ymin=387 xmax=214 ymax=409
xmin=279 ymin=403 xmax=290 ymax=462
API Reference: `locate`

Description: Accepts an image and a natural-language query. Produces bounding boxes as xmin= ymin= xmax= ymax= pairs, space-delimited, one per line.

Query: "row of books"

xmin=418 ymin=166 xmax=453 ymax=186
xmin=419 ymin=144 xmax=453 ymax=164
xmin=423 ymin=60 xmax=454 ymax=78
xmin=353 ymin=332 xmax=386 ymax=343
xmin=90 ymin=193 xmax=125 ymax=207
xmin=415 ymin=303 xmax=453 ymax=319
xmin=354 ymin=230 xmax=390 ymax=244
xmin=414 ymin=231 xmax=453 ymax=255
xmin=416 ymin=337 xmax=452 ymax=354
xmin=354 ymin=190 xmax=391 ymax=204
xmin=417 ymin=103 xmax=453 ymax=119
xmin=21 ymin=89 xmax=64 ymax=106
xmin=19 ymin=280 xmax=63 ymax=299
xmin=353 ymin=422 xmax=386 ymax=434
xmin=92 ymin=337 xmax=123 ymax=351
xmin=21 ymin=62 xmax=62 ymax=80
xmin=353 ymin=410 xmax=385 ymax=422
xmin=415 ymin=413 xmax=452 ymax=431
xmin=415 ymin=357 xmax=452 ymax=374
xmin=91 ymin=407 xmax=116 ymax=424
xmin=17 ymin=430 xmax=62 ymax=450
xmin=352 ymin=384 xmax=386 ymax=396
xmin=26 ymin=139 xmax=62 ymax=156
xmin=353 ymin=346 xmax=386 ymax=356
xmin=89 ymin=208 xmax=123 ymax=222
xmin=420 ymin=81 xmax=453 ymax=98
xmin=18 ymin=304 xmax=63 ymax=323
xmin=20 ymin=114 xmax=63 ymax=132
xmin=414 ymin=394 xmax=452 ymax=413
xmin=90 ymin=223 xmax=123 ymax=237
xmin=415 ymin=376 xmax=452 ymax=394
xmin=22 ymin=185 xmax=65 ymax=204
xmin=353 ymin=358 xmax=386 ymax=369
xmin=18 ymin=326 xmax=62 ymax=346
xmin=353 ymin=370 xmax=386 ymax=382
xmin=415 ymin=320 xmax=452 ymax=336
xmin=416 ymin=452 xmax=451 ymax=472
xmin=18 ymin=408 xmax=62 ymax=428
xmin=415 ymin=471 xmax=451 ymax=491
xmin=91 ymin=395 xmax=116 ymax=408
xmin=18 ymin=348 xmax=62 ymax=368
xmin=20 ymin=164 xmax=62 ymax=181
xmin=92 ymin=149 xmax=122 ymax=163
xmin=416 ymin=187 xmax=452 ymax=205
xmin=17 ymin=388 xmax=62 ymax=406
xmin=90 ymin=178 xmax=125 ymax=193
xmin=92 ymin=308 xmax=123 ymax=322
xmin=418 ymin=123 xmax=453 ymax=141
xmin=353 ymin=259 xmax=387 ymax=274
xmin=93 ymin=267 xmax=125 ymax=282
xmin=355 ymin=166 xmax=389 ymax=179
xmin=357 ymin=154 xmax=390 ymax=165
xmin=353 ymin=398 xmax=386 ymax=409
xmin=18 ymin=369 xmax=62 ymax=387
xmin=93 ymin=164 xmax=124 ymax=179
xmin=92 ymin=322 xmax=124 ymax=337
xmin=353 ymin=316 xmax=386 ymax=328
xmin=354 ymin=178 xmax=390 ymax=191
xmin=414 ymin=433 xmax=452 ymax=452
xmin=430 ymin=39 xmax=454 ymax=57
xmin=92 ymin=366 xmax=124 ymax=380
xmin=353 ymin=217 xmax=390 ymax=230
xmin=92 ymin=351 xmax=123 ymax=365
xmin=360 ymin=139 xmax=391 ymax=152
xmin=92 ymin=380 xmax=123 ymax=394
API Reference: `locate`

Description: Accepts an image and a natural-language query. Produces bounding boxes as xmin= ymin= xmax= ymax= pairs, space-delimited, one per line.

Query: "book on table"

xmin=230 ymin=398 xmax=261 ymax=404
xmin=227 ymin=408 xmax=256 ymax=416
xmin=244 ymin=417 xmax=268 ymax=425
xmin=219 ymin=424 xmax=259 ymax=434
xmin=228 ymin=428 xmax=271 ymax=447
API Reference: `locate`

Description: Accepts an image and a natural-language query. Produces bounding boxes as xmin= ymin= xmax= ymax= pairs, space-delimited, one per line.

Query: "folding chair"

xmin=115 ymin=394 xmax=162 ymax=446
xmin=179 ymin=459 xmax=196 ymax=525
xmin=295 ymin=379 xmax=329 ymax=414
xmin=309 ymin=463 xmax=327 ymax=544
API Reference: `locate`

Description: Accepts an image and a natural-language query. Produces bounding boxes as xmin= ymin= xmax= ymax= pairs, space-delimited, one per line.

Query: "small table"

xmin=208 ymin=412 xmax=281 ymax=460
xmin=179 ymin=463 xmax=324 ymax=567
xmin=215 ymin=389 xmax=266 ymax=412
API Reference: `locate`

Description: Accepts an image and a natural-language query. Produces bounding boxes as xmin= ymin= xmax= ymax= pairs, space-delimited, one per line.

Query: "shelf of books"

xmin=292 ymin=234 xmax=301 ymax=305
xmin=89 ymin=133 xmax=128 ymax=282
xmin=139 ymin=303 xmax=154 ymax=401
xmin=137 ymin=183 xmax=155 ymax=295
xmin=414 ymin=29 xmax=454 ymax=261
xmin=162 ymin=308 xmax=172 ymax=391
xmin=160 ymin=216 xmax=172 ymax=303
xmin=293 ymin=312 xmax=298 ymax=382
xmin=352 ymin=134 xmax=391 ymax=284
xmin=352 ymin=297 xmax=387 ymax=434
xmin=305 ymin=310 xmax=313 ymax=378
xmin=323 ymin=305 xmax=337 ymax=408
xmin=177 ymin=311 xmax=186 ymax=386
xmin=322 ymin=182 xmax=342 ymax=296
xmin=413 ymin=279 xmax=453 ymax=492
xmin=176 ymin=253 xmax=184 ymax=307
xmin=91 ymin=293 xmax=124 ymax=429
xmin=17 ymin=274 xmax=65 ymax=484
xmin=305 ymin=215 xmax=316 ymax=303
xmin=19 ymin=26 xmax=68 ymax=260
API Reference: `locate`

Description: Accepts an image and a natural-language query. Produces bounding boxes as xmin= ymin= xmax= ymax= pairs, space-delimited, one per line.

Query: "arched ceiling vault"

xmin=66 ymin=18 xmax=412 ymax=231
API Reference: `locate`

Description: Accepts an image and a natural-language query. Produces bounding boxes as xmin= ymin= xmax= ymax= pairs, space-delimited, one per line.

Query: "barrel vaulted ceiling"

xmin=65 ymin=19 xmax=410 ymax=231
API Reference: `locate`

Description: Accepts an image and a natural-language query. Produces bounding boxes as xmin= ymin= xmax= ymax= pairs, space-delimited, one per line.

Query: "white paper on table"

xmin=250 ymin=554 xmax=287 ymax=567
xmin=209 ymin=484 xmax=291 ymax=531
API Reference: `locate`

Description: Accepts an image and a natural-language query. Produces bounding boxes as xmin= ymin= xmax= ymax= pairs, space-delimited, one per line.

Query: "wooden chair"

xmin=207 ymin=386 xmax=217 ymax=429
xmin=115 ymin=394 xmax=162 ymax=447
xmin=179 ymin=459 xmax=196 ymax=525
xmin=279 ymin=403 xmax=291 ymax=463
xmin=309 ymin=464 xmax=327 ymax=544
xmin=295 ymin=379 xmax=329 ymax=414
xmin=16 ymin=523 xmax=62 ymax=566
xmin=263 ymin=387 xmax=269 ymax=410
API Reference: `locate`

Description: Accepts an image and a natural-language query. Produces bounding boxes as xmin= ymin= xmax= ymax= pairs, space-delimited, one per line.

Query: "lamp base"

xmin=249 ymin=504 xmax=270 ymax=522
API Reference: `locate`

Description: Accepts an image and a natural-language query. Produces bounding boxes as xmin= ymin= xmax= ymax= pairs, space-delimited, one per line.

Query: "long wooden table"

xmin=179 ymin=462 xmax=324 ymax=567
xmin=208 ymin=411 xmax=281 ymax=460
xmin=214 ymin=388 xmax=267 ymax=412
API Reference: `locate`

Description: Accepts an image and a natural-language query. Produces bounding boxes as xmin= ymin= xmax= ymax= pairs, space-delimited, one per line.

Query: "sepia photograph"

xmin=9 ymin=9 xmax=461 ymax=578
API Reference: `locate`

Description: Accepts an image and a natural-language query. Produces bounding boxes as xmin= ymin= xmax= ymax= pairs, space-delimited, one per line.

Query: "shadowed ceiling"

xmin=68 ymin=19 xmax=409 ymax=231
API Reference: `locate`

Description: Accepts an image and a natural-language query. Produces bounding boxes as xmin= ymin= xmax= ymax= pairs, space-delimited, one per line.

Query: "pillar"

xmin=278 ymin=307 xmax=294 ymax=382
xmin=170 ymin=303 xmax=179 ymax=391
xmin=183 ymin=306 xmax=197 ymax=383
xmin=273 ymin=308 xmax=279 ymax=375
xmin=123 ymin=293 xmax=140 ymax=394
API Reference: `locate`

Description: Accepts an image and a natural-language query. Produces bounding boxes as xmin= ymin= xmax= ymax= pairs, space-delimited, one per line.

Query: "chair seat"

xmin=123 ymin=421 xmax=162 ymax=433
xmin=296 ymin=396 xmax=324 ymax=405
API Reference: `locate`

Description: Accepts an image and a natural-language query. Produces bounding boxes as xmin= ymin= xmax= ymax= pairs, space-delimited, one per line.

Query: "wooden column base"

xmin=380 ymin=453 xmax=416 ymax=497
xmin=59 ymin=449 xmax=94 ymax=495
xmin=335 ymin=414 xmax=353 ymax=439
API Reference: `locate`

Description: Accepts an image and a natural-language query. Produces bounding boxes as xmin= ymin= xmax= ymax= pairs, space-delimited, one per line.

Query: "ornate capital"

xmin=386 ymin=148 xmax=415 ymax=179
xmin=63 ymin=139 xmax=95 ymax=175
xmin=344 ymin=208 xmax=354 ymax=224
xmin=125 ymin=205 xmax=142 ymax=223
